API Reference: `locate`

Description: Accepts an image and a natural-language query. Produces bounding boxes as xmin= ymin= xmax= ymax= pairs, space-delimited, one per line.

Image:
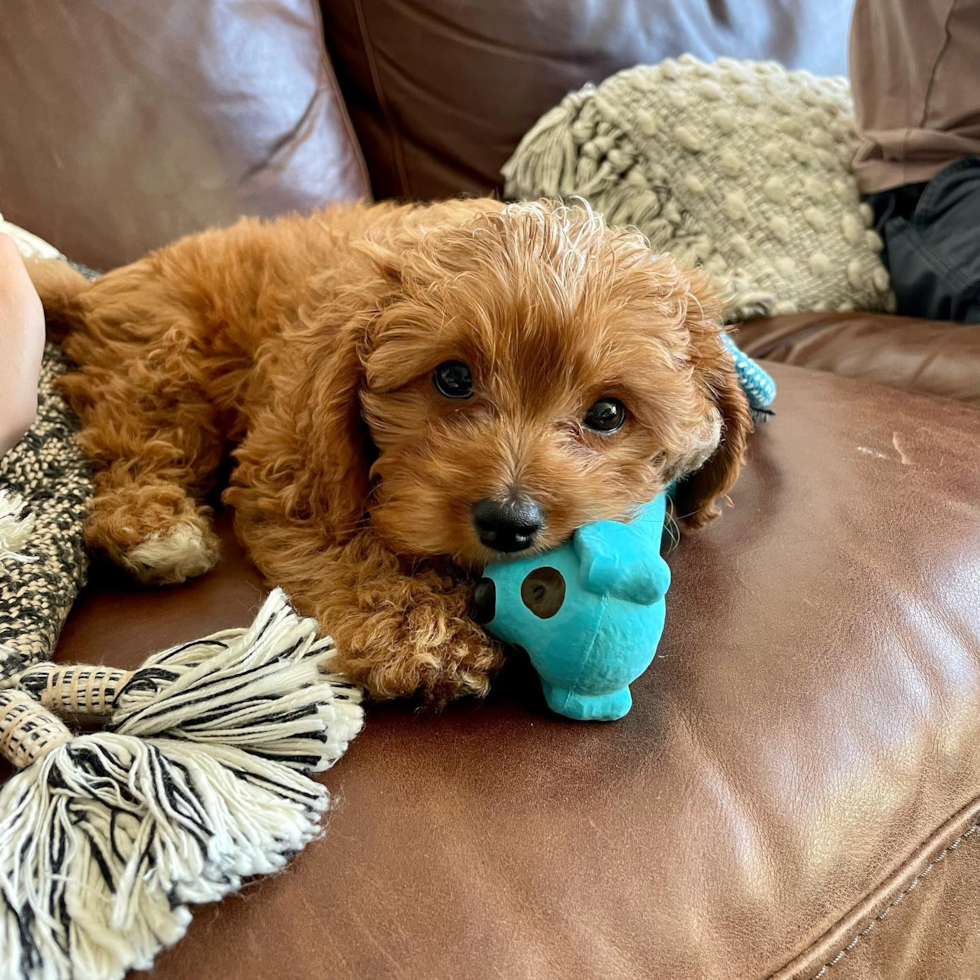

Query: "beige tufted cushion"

xmin=503 ymin=55 xmax=895 ymax=320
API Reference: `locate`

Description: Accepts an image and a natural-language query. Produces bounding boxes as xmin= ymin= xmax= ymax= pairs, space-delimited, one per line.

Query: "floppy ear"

xmin=669 ymin=274 xmax=754 ymax=530
xmin=227 ymin=250 xmax=399 ymax=544
xmin=294 ymin=319 xmax=375 ymax=538
xmin=672 ymin=363 xmax=752 ymax=528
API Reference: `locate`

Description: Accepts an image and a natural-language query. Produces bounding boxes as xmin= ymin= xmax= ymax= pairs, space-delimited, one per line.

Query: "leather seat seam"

xmin=767 ymin=800 xmax=980 ymax=980
xmin=806 ymin=821 xmax=980 ymax=978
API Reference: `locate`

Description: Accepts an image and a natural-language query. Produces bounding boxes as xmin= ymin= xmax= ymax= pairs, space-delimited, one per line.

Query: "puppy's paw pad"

xmin=124 ymin=522 xmax=220 ymax=585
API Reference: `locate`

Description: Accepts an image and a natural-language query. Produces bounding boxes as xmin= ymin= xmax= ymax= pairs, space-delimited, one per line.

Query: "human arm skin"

xmin=0 ymin=233 xmax=44 ymax=457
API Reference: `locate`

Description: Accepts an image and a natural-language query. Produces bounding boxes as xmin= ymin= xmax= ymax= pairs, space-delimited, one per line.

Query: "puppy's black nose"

xmin=471 ymin=498 xmax=544 ymax=553
xmin=472 ymin=578 xmax=496 ymax=624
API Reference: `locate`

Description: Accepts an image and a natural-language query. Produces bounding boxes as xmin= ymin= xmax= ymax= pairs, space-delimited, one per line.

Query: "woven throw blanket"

xmin=0 ymin=345 xmax=92 ymax=674
xmin=0 ymin=220 xmax=94 ymax=676
xmin=503 ymin=55 xmax=895 ymax=321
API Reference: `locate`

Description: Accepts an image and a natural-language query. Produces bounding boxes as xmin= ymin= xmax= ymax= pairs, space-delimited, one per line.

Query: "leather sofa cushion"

xmin=737 ymin=312 xmax=980 ymax=407
xmin=321 ymin=0 xmax=853 ymax=200
xmin=0 ymin=1 xmax=370 ymax=270
xmin=56 ymin=362 xmax=980 ymax=980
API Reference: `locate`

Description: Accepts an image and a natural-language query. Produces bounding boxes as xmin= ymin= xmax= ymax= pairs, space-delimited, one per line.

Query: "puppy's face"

xmin=349 ymin=203 xmax=749 ymax=567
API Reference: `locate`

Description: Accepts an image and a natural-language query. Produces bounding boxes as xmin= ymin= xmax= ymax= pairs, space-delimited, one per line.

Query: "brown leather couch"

xmin=3 ymin=3 xmax=980 ymax=979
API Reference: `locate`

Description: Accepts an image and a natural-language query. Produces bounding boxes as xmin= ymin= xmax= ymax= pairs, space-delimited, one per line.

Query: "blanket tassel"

xmin=0 ymin=589 xmax=363 ymax=980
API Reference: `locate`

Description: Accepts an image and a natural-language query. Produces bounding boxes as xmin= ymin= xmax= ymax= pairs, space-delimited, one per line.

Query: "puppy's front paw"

xmin=123 ymin=522 xmax=220 ymax=585
xmin=329 ymin=580 xmax=504 ymax=704
xmin=85 ymin=484 xmax=220 ymax=586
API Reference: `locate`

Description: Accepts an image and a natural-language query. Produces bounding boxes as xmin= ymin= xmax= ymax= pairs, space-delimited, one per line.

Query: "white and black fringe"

xmin=0 ymin=590 xmax=364 ymax=980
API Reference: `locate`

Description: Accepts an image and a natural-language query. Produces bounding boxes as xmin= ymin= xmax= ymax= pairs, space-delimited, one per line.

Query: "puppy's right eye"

xmin=583 ymin=397 xmax=626 ymax=433
xmin=433 ymin=360 xmax=474 ymax=399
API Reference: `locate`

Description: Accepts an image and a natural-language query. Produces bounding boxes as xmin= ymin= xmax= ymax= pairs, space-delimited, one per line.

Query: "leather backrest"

xmin=0 ymin=1 xmax=370 ymax=269
xmin=321 ymin=0 xmax=854 ymax=200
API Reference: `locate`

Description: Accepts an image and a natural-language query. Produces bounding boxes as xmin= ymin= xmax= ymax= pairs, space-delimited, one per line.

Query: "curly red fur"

xmin=30 ymin=199 xmax=752 ymax=701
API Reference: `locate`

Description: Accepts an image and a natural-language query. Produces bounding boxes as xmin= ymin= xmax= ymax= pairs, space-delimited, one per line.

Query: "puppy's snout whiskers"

xmin=662 ymin=507 xmax=681 ymax=552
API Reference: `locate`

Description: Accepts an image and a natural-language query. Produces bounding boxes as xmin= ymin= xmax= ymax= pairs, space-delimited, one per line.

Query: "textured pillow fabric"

xmin=0 ymin=218 xmax=93 ymax=675
xmin=503 ymin=55 xmax=894 ymax=321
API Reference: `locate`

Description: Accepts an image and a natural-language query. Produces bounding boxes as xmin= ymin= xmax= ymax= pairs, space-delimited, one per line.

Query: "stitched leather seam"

xmin=808 ymin=822 xmax=980 ymax=979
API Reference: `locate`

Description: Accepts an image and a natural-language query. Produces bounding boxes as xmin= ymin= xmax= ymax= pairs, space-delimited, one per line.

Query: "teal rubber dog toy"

xmin=474 ymin=493 xmax=670 ymax=721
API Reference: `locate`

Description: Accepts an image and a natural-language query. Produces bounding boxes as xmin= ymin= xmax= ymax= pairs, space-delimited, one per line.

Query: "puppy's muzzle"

xmin=471 ymin=498 xmax=544 ymax=553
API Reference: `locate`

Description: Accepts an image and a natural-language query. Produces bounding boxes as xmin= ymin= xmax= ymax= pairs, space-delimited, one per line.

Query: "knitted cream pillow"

xmin=503 ymin=55 xmax=894 ymax=320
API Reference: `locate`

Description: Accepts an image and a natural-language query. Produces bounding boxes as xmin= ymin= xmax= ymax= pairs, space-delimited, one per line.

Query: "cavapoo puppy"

xmin=30 ymin=199 xmax=752 ymax=702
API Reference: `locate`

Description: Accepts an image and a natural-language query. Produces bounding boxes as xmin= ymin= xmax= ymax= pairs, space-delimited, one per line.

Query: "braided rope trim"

xmin=0 ymin=691 xmax=72 ymax=768
xmin=18 ymin=663 xmax=133 ymax=716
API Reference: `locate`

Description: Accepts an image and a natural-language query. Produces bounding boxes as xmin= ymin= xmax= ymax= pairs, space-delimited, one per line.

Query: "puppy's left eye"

xmin=583 ymin=397 xmax=626 ymax=433
xmin=433 ymin=360 xmax=474 ymax=399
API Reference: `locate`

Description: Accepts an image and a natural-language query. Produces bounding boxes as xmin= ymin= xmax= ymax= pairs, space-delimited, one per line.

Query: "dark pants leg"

xmin=867 ymin=156 xmax=980 ymax=323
